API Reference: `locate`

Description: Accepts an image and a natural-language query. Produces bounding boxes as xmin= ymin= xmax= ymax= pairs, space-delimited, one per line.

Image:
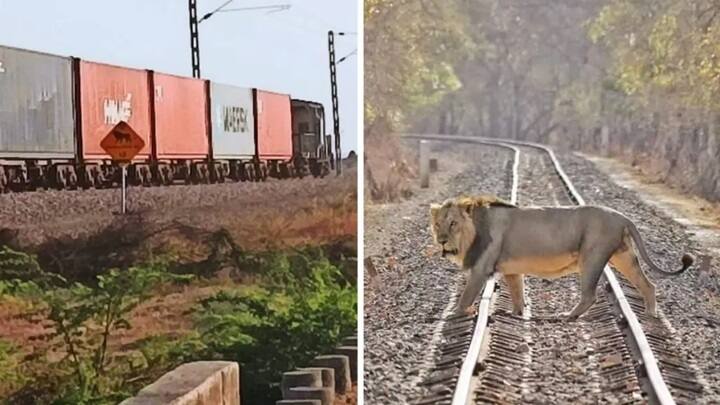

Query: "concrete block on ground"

xmin=309 ymin=355 xmax=351 ymax=394
xmin=120 ymin=361 xmax=239 ymax=405
xmin=333 ymin=346 xmax=357 ymax=382
xmin=286 ymin=387 xmax=334 ymax=405
xmin=281 ymin=370 xmax=322 ymax=399
xmin=297 ymin=367 xmax=335 ymax=392
xmin=276 ymin=400 xmax=321 ymax=405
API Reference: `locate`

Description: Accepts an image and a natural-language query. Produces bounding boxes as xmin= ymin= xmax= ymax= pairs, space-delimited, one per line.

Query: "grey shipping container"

xmin=0 ymin=45 xmax=75 ymax=159
xmin=209 ymin=82 xmax=256 ymax=160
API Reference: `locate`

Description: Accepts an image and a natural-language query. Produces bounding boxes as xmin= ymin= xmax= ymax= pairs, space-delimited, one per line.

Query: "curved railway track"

xmin=405 ymin=135 xmax=703 ymax=405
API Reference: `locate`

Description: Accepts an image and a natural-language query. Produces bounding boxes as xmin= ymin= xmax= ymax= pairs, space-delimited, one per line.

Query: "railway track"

xmin=405 ymin=135 xmax=703 ymax=405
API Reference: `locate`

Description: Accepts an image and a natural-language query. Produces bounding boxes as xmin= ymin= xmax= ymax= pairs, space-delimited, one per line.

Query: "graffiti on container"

xmin=155 ymin=85 xmax=164 ymax=101
xmin=221 ymin=106 xmax=249 ymax=134
xmin=104 ymin=93 xmax=133 ymax=125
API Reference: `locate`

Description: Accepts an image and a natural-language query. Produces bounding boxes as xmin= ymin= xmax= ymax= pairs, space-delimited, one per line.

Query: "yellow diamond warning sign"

xmin=100 ymin=121 xmax=145 ymax=161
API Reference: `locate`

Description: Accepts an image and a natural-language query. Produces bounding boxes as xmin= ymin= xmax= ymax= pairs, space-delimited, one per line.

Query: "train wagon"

xmin=254 ymin=89 xmax=293 ymax=179
xmin=151 ymin=72 xmax=211 ymax=185
xmin=208 ymin=82 xmax=258 ymax=181
xmin=291 ymin=99 xmax=332 ymax=177
xmin=78 ymin=60 xmax=153 ymax=186
xmin=0 ymin=45 xmax=76 ymax=191
xmin=0 ymin=43 xmax=336 ymax=192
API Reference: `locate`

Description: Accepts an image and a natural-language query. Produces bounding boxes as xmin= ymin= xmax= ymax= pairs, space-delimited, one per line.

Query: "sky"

xmin=0 ymin=0 xmax=358 ymax=155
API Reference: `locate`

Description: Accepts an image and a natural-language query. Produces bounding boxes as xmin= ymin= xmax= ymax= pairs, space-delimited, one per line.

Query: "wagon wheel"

xmin=208 ymin=164 xmax=217 ymax=184
xmin=141 ymin=168 xmax=151 ymax=187
xmin=201 ymin=165 xmax=210 ymax=184
xmin=150 ymin=167 xmax=162 ymax=187
xmin=78 ymin=167 xmax=92 ymax=189
xmin=67 ymin=169 xmax=78 ymax=190
xmin=54 ymin=168 xmax=67 ymax=190
xmin=92 ymin=168 xmax=105 ymax=189
xmin=0 ymin=167 xmax=7 ymax=193
xmin=246 ymin=165 xmax=256 ymax=182
xmin=279 ymin=164 xmax=290 ymax=179
xmin=164 ymin=168 xmax=174 ymax=186
xmin=239 ymin=164 xmax=249 ymax=182
xmin=185 ymin=165 xmax=195 ymax=185
xmin=217 ymin=164 xmax=226 ymax=183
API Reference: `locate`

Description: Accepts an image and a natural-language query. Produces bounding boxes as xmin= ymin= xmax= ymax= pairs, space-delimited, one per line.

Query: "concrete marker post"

xmin=281 ymin=370 xmax=322 ymax=399
xmin=309 ymin=355 xmax=351 ymax=394
xmin=419 ymin=140 xmax=430 ymax=188
xmin=297 ymin=367 xmax=335 ymax=393
xmin=287 ymin=387 xmax=334 ymax=405
xmin=333 ymin=346 xmax=357 ymax=382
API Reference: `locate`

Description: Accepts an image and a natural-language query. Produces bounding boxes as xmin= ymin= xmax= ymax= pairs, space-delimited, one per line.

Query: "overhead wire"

xmin=199 ymin=0 xmax=236 ymax=22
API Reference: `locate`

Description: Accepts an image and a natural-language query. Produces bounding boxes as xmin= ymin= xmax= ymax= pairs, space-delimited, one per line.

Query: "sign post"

xmin=120 ymin=163 xmax=128 ymax=214
xmin=100 ymin=121 xmax=145 ymax=214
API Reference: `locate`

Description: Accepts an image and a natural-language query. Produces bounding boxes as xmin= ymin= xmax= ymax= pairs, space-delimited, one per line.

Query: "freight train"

xmin=0 ymin=44 xmax=334 ymax=192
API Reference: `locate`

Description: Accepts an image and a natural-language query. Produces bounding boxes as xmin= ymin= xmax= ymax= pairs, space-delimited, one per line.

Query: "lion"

xmin=429 ymin=195 xmax=694 ymax=320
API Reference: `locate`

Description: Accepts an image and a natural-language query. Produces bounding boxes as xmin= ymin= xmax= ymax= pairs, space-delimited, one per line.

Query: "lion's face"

xmin=430 ymin=201 xmax=475 ymax=264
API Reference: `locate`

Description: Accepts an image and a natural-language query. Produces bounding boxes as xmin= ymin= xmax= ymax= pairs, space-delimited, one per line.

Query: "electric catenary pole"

xmin=328 ymin=30 xmax=341 ymax=175
xmin=189 ymin=0 xmax=201 ymax=78
xmin=188 ymin=0 xmax=289 ymax=78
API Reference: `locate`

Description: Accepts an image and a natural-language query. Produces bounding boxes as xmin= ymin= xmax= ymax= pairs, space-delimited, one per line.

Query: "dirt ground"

xmin=0 ymin=164 xmax=357 ymax=251
xmin=335 ymin=383 xmax=357 ymax=405
xmin=582 ymin=153 xmax=720 ymax=260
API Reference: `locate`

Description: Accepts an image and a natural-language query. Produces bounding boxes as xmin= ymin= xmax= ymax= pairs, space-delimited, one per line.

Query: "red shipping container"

xmin=153 ymin=73 xmax=209 ymax=159
xmin=79 ymin=61 xmax=152 ymax=160
xmin=255 ymin=89 xmax=292 ymax=160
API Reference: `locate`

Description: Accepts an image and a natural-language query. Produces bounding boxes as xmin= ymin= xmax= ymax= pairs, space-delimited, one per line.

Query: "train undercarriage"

xmin=0 ymin=156 xmax=331 ymax=193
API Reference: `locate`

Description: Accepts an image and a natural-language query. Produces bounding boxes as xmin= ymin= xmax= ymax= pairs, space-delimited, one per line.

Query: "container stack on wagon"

xmin=0 ymin=44 xmax=334 ymax=192
xmin=78 ymin=60 xmax=154 ymax=187
xmin=209 ymin=82 xmax=258 ymax=182
xmin=151 ymin=72 xmax=211 ymax=185
xmin=0 ymin=46 xmax=76 ymax=190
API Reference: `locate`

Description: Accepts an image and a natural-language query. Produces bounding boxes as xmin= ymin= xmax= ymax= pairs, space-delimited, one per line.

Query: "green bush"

xmin=0 ymin=246 xmax=356 ymax=404
xmin=0 ymin=340 xmax=28 ymax=398
xmin=194 ymin=249 xmax=357 ymax=403
xmin=0 ymin=247 xmax=192 ymax=404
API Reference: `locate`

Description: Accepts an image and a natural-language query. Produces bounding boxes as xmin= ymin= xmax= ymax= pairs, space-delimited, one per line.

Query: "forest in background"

xmin=365 ymin=0 xmax=720 ymax=201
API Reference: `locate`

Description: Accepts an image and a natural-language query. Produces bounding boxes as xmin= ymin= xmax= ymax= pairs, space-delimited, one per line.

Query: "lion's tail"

xmin=624 ymin=219 xmax=693 ymax=276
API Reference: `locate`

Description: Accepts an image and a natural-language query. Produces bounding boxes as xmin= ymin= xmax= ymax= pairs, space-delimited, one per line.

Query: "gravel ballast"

xmin=0 ymin=167 xmax=356 ymax=248
xmin=364 ymin=142 xmax=513 ymax=404
xmin=559 ymin=152 xmax=719 ymax=403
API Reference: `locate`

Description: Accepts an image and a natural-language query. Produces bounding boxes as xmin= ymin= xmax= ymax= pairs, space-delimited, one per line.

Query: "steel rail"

xmin=496 ymin=138 xmax=676 ymax=405
xmin=402 ymin=134 xmax=675 ymax=405
xmin=403 ymin=134 xmax=519 ymax=405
